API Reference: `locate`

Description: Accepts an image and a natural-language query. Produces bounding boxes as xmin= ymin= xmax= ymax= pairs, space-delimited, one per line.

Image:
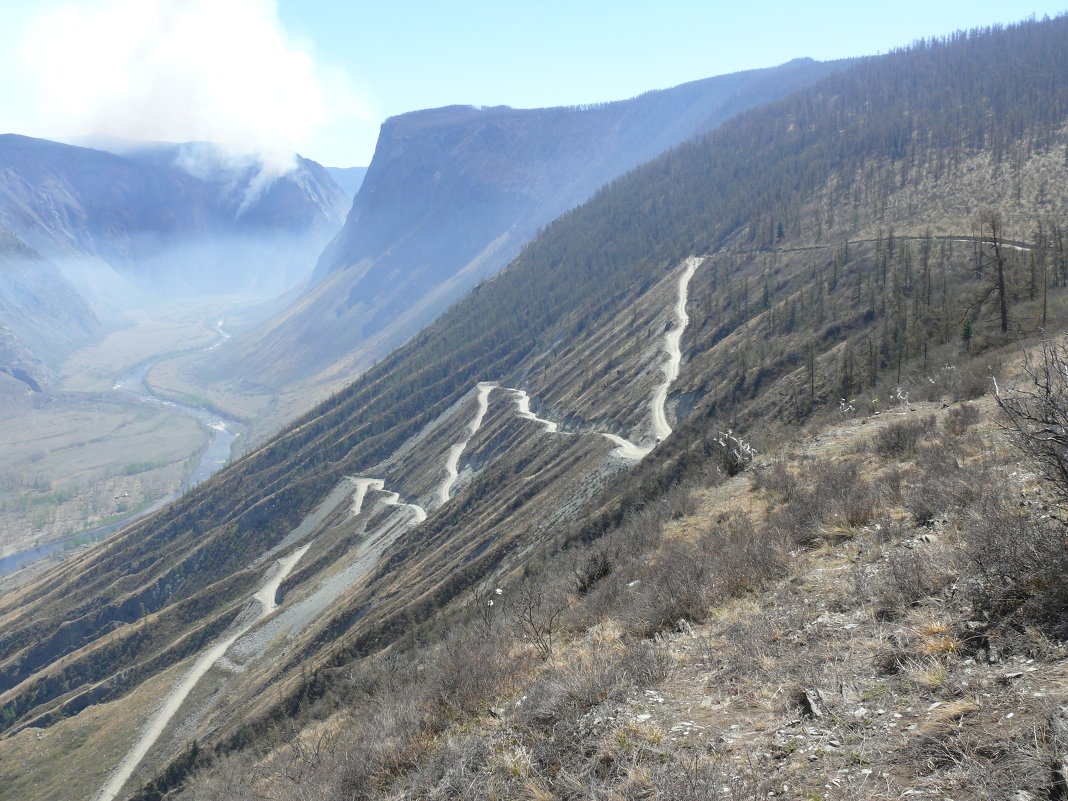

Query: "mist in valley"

xmin=0 ymin=145 xmax=352 ymax=572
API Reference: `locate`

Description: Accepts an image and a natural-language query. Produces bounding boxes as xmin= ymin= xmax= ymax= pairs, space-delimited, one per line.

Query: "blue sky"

xmin=272 ymin=0 xmax=1068 ymax=163
xmin=1 ymin=1 xmax=1065 ymax=168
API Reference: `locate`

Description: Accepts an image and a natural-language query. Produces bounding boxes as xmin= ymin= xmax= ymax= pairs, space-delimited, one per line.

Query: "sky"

xmin=0 ymin=1 xmax=1065 ymax=169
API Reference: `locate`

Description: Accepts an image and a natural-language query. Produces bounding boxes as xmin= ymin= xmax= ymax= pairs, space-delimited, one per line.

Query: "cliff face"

xmin=222 ymin=58 xmax=849 ymax=388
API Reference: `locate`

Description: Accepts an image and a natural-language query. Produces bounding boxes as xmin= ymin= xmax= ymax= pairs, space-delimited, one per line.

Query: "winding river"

xmin=0 ymin=323 xmax=240 ymax=576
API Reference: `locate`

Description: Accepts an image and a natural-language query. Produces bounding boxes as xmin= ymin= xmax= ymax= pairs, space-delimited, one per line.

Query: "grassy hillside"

xmin=178 ymin=389 xmax=1068 ymax=800
xmin=4 ymin=16 xmax=1068 ymax=801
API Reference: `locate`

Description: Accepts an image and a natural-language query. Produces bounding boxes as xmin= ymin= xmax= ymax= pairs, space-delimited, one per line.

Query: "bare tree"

xmin=965 ymin=211 xmax=1012 ymax=334
xmin=510 ymin=581 xmax=567 ymax=660
xmin=473 ymin=584 xmax=504 ymax=636
xmin=994 ymin=337 xmax=1068 ymax=496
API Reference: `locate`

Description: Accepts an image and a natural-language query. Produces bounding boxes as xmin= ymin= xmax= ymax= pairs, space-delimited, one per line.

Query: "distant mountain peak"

xmin=0 ymin=134 xmax=350 ymax=367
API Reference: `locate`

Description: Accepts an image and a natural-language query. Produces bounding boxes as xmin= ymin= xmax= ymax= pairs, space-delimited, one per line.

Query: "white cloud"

xmin=0 ymin=0 xmax=369 ymax=167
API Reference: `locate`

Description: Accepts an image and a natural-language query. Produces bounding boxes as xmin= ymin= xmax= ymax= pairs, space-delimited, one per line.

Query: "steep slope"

xmin=0 ymin=224 xmax=101 ymax=372
xmin=4 ymin=17 xmax=1068 ymax=801
xmin=220 ymin=57 xmax=849 ymax=388
xmin=178 ymin=397 xmax=1068 ymax=801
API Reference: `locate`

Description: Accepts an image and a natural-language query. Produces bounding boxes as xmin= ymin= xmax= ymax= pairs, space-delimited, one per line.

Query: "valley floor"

xmin=0 ymin=297 xmax=260 ymax=573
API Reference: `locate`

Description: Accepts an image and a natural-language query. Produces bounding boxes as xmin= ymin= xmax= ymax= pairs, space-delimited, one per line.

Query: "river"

xmin=0 ymin=323 xmax=240 ymax=576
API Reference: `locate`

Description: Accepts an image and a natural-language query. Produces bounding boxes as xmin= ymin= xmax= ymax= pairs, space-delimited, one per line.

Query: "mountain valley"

xmin=166 ymin=57 xmax=849 ymax=443
xmin=4 ymin=14 xmax=1068 ymax=801
xmin=0 ymin=137 xmax=350 ymax=570
xmin=0 ymin=57 xmax=856 ymax=571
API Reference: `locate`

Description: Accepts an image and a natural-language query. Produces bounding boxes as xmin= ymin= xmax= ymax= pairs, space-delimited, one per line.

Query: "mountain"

xmin=0 ymin=224 xmax=101 ymax=367
xmin=58 ymin=135 xmax=351 ymax=249
xmin=0 ymin=136 xmax=349 ymax=368
xmin=218 ymin=57 xmax=850 ymax=389
xmin=0 ymin=222 xmax=101 ymax=407
xmin=0 ymin=135 xmax=349 ymax=291
xmin=4 ymin=16 xmax=1068 ymax=801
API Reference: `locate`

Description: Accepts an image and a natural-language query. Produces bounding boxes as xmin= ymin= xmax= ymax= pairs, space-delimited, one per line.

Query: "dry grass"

xmin=141 ymin=384 xmax=1068 ymax=801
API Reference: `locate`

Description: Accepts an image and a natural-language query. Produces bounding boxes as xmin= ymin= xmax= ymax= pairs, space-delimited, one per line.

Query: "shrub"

xmin=433 ymin=626 xmax=515 ymax=714
xmin=708 ymin=514 xmax=785 ymax=596
xmin=905 ymin=441 xmax=985 ymax=525
xmin=574 ymin=548 xmax=613 ymax=595
xmin=620 ymin=640 xmax=675 ymax=685
xmin=962 ymin=496 xmax=1068 ymax=635
xmin=749 ymin=456 xmax=798 ymax=499
xmin=904 ymin=481 xmax=944 ymax=527
xmin=632 ymin=539 xmax=713 ymax=636
xmin=405 ymin=734 xmax=489 ymax=799
xmin=874 ymin=550 xmax=947 ymax=617
xmin=944 ymin=402 xmax=980 ymax=436
xmin=837 ymin=477 xmax=881 ymax=528
xmin=708 ymin=429 xmax=756 ymax=476
xmin=650 ymin=755 xmax=772 ymax=800
xmin=662 ymin=482 xmax=699 ymax=519
xmin=812 ymin=458 xmax=881 ymax=533
xmin=767 ymin=457 xmax=882 ymax=544
xmin=517 ymin=652 xmax=627 ymax=729
xmin=958 ymin=367 xmax=993 ymax=400
xmin=510 ymin=581 xmax=569 ymax=660
xmin=873 ymin=415 xmax=937 ymax=460
xmin=879 ymin=466 xmax=908 ymax=505
xmin=996 ymin=338 xmax=1068 ymax=498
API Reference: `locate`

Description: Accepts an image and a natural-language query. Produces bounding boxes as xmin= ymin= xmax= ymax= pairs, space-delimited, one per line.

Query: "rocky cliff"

xmin=220 ymin=58 xmax=848 ymax=388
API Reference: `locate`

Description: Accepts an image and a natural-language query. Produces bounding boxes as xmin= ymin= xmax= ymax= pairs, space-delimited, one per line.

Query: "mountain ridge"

xmin=4 ymin=16 xmax=1068 ymax=801
xmin=0 ymin=135 xmax=349 ymax=370
xmin=216 ymin=56 xmax=852 ymax=392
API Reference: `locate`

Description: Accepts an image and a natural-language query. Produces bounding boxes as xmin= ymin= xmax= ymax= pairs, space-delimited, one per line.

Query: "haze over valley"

xmin=0 ymin=134 xmax=349 ymax=570
xmin=5 ymin=4 xmax=1068 ymax=801
xmin=0 ymin=54 xmax=846 ymax=573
